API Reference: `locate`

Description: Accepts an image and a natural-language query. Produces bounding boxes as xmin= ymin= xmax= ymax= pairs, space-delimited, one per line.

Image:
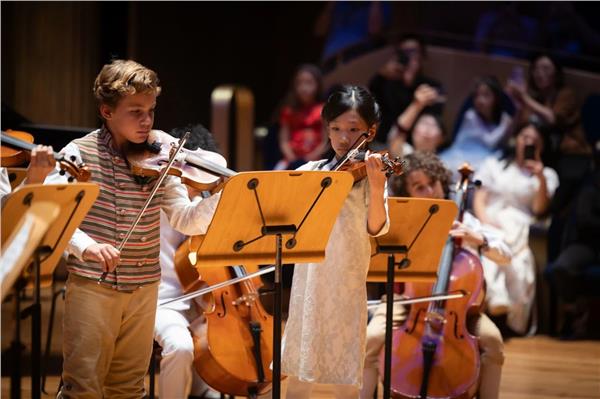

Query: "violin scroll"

xmin=57 ymin=156 xmax=91 ymax=182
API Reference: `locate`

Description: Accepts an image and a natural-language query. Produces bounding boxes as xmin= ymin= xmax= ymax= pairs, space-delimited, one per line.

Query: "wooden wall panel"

xmin=1 ymin=2 xmax=100 ymax=128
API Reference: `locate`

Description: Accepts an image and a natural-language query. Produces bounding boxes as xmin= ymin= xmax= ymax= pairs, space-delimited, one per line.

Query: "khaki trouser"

xmin=60 ymin=274 xmax=158 ymax=399
xmin=361 ymin=299 xmax=504 ymax=399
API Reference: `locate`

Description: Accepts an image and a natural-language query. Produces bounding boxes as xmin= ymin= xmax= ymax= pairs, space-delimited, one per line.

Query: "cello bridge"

xmin=232 ymin=293 xmax=259 ymax=307
xmin=424 ymin=312 xmax=447 ymax=330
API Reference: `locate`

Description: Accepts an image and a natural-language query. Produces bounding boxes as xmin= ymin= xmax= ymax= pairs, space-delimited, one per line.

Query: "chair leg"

xmin=148 ymin=354 xmax=155 ymax=399
xmin=41 ymin=285 xmax=66 ymax=394
xmin=149 ymin=340 xmax=162 ymax=399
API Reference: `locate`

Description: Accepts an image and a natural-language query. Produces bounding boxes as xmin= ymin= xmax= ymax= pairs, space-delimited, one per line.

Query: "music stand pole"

xmin=29 ymin=247 xmax=51 ymax=399
xmin=260 ymin=225 xmax=296 ymax=399
xmin=274 ymin=233 xmax=283 ymax=399
xmin=10 ymin=279 xmax=24 ymax=399
xmin=377 ymin=246 xmax=408 ymax=399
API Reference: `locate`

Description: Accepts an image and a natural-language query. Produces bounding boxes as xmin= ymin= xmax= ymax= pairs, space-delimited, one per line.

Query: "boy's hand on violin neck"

xmin=364 ymin=151 xmax=387 ymax=190
xmin=83 ymin=244 xmax=121 ymax=273
xmin=26 ymin=145 xmax=55 ymax=184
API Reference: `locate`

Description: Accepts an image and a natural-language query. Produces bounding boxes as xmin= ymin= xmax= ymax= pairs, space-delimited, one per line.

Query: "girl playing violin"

xmin=44 ymin=60 xmax=220 ymax=398
xmin=281 ymin=85 xmax=389 ymax=399
xmin=361 ymin=151 xmax=511 ymax=399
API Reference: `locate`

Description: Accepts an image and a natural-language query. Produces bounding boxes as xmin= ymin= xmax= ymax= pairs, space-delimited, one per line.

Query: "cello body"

xmin=388 ymin=248 xmax=484 ymax=399
xmin=175 ymin=236 xmax=274 ymax=397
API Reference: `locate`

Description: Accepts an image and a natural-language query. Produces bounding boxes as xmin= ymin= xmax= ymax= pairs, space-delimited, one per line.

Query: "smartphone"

xmin=396 ymin=49 xmax=409 ymax=66
xmin=524 ymin=144 xmax=536 ymax=160
xmin=510 ymin=66 xmax=525 ymax=86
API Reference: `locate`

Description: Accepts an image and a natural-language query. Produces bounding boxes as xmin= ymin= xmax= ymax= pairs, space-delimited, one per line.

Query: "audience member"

xmin=275 ymin=64 xmax=327 ymax=170
xmin=388 ymin=112 xmax=447 ymax=159
xmin=369 ymin=34 xmax=444 ymax=148
xmin=551 ymin=166 xmax=600 ymax=340
xmin=440 ymin=76 xmax=513 ymax=174
xmin=473 ymin=122 xmax=559 ymax=334
xmin=506 ymin=53 xmax=592 ymax=166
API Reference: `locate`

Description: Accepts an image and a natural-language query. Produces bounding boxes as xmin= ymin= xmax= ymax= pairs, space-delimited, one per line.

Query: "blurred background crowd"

xmin=2 ymin=1 xmax=600 ymax=341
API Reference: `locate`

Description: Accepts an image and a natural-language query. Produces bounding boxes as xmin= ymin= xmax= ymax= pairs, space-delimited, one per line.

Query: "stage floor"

xmin=2 ymin=287 xmax=599 ymax=398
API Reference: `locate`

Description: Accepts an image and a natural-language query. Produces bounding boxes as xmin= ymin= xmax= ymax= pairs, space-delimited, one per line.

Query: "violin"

xmin=1 ymin=129 xmax=34 ymax=166
xmin=332 ymin=130 xmax=404 ymax=182
xmin=126 ymin=130 xmax=236 ymax=192
xmin=338 ymin=150 xmax=405 ymax=182
xmin=174 ymin=235 xmax=274 ymax=398
xmin=98 ymin=129 xmax=237 ymax=283
xmin=384 ymin=164 xmax=484 ymax=399
xmin=1 ymin=130 xmax=91 ymax=182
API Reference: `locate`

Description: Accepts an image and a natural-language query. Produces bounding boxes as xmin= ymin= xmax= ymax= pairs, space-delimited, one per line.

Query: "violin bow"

xmin=331 ymin=132 xmax=371 ymax=172
xmin=158 ymin=265 xmax=276 ymax=308
xmin=98 ymin=132 xmax=190 ymax=284
xmin=366 ymin=290 xmax=467 ymax=309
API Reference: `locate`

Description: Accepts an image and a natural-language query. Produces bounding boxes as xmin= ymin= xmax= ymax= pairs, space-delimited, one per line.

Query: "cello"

xmin=174 ymin=235 xmax=274 ymax=398
xmin=385 ymin=164 xmax=484 ymax=399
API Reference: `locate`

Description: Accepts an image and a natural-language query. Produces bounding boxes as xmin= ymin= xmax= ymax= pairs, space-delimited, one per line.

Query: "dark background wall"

xmin=3 ymin=2 xmax=599 ymax=135
xmin=1 ymin=1 xmax=324 ymax=131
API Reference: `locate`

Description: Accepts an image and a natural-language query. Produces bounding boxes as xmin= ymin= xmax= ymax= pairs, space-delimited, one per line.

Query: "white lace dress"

xmin=281 ymin=160 xmax=389 ymax=388
xmin=475 ymin=157 xmax=559 ymax=333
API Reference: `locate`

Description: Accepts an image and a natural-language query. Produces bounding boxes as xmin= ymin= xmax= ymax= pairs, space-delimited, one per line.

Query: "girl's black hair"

xmin=321 ymin=85 xmax=381 ymax=128
xmin=474 ymin=75 xmax=505 ymax=125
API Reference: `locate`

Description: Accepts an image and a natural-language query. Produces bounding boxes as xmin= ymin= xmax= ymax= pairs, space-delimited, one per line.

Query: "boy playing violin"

xmin=360 ymin=151 xmax=510 ymax=399
xmin=45 ymin=59 xmax=219 ymax=398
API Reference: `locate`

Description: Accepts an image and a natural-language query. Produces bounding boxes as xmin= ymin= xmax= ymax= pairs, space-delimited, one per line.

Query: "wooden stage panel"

xmin=2 ymin=288 xmax=599 ymax=398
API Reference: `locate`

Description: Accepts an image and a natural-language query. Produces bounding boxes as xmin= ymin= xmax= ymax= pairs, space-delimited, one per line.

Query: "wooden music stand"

xmin=1 ymin=183 xmax=99 ymax=399
xmin=368 ymin=197 xmax=457 ymax=399
xmin=194 ymin=170 xmax=353 ymax=399
xmin=6 ymin=167 xmax=27 ymax=190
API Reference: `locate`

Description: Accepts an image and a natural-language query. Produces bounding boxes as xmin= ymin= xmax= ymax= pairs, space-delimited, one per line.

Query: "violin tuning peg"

xmin=68 ymin=176 xmax=75 ymax=183
xmin=59 ymin=170 xmax=66 ymax=176
xmin=70 ymin=155 xmax=76 ymax=161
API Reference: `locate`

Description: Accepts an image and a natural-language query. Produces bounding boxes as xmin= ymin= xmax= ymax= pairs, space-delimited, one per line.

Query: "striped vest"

xmin=66 ymin=127 xmax=164 ymax=290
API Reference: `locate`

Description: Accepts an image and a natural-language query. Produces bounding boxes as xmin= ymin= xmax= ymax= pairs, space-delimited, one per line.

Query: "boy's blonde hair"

xmin=93 ymin=59 xmax=161 ymax=107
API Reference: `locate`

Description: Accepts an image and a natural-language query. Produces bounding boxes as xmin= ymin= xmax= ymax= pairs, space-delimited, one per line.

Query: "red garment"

xmin=279 ymin=103 xmax=324 ymax=158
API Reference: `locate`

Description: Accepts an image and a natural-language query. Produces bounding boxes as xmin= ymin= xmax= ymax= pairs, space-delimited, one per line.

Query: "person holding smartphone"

xmin=472 ymin=122 xmax=559 ymax=335
xmin=368 ymin=33 xmax=445 ymax=148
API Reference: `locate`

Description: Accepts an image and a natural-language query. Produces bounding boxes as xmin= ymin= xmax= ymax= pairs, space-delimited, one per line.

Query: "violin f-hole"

xmin=217 ymin=292 xmax=227 ymax=318
xmin=405 ymin=308 xmax=425 ymax=334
